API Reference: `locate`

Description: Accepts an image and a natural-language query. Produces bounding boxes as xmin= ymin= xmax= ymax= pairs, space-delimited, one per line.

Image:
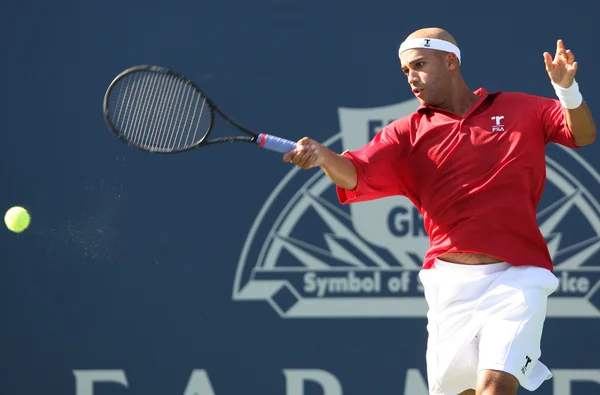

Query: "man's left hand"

xmin=543 ymin=39 xmax=578 ymax=88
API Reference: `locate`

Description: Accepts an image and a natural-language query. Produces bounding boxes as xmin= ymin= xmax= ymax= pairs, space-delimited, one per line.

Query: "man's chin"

xmin=416 ymin=96 xmax=430 ymax=105
xmin=414 ymin=90 xmax=431 ymax=105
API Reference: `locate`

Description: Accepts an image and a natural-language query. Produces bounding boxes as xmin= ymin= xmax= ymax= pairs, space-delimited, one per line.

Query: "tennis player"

xmin=283 ymin=27 xmax=596 ymax=395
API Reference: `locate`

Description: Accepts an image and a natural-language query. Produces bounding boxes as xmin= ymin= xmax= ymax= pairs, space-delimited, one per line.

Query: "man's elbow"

xmin=575 ymin=126 xmax=597 ymax=146
xmin=571 ymin=114 xmax=597 ymax=146
xmin=575 ymin=135 xmax=595 ymax=147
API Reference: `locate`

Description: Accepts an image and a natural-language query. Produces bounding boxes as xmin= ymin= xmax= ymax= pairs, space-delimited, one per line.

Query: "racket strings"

xmin=107 ymin=70 xmax=212 ymax=152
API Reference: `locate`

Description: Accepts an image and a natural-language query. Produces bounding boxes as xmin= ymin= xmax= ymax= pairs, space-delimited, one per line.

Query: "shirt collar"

xmin=416 ymin=88 xmax=502 ymax=114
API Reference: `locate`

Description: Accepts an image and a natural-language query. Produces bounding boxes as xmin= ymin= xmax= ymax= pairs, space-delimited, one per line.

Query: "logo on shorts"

xmin=521 ymin=356 xmax=533 ymax=374
xmin=233 ymin=98 xmax=600 ymax=319
xmin=491 ymin=115 xmax=505 ymax=132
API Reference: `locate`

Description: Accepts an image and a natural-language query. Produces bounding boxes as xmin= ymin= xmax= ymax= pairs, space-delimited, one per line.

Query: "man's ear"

xmin=446 ymin=53 xmax=459 ymax=70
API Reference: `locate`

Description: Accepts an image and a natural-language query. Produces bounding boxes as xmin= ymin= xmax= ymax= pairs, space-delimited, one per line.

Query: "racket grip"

xmin=257 ymin=134 xmax=297 ymax=153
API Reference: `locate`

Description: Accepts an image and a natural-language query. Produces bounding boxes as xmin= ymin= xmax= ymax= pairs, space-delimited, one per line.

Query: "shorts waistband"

xmin=433 ymin=258 xmax=511 ymax=275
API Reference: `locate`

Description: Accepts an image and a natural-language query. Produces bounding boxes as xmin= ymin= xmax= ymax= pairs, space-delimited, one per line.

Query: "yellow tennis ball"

xmin=4 ymin=206 xmax=31 ymax=233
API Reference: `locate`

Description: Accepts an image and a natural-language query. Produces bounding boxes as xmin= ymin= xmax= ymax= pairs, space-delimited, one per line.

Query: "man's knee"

xmin=477 ymin=369 xmax=519 ymax=395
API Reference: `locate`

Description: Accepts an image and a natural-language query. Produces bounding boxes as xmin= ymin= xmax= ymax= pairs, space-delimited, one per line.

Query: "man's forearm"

xmin=552 ymin=79 xmax=596 ymax=146
xmin=566 ymin=100 xmax=596 ymax=146
xmin=321 ymin=153 xmax=358 ymax=190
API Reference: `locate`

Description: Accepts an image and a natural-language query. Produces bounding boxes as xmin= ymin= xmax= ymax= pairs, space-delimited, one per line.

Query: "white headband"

xmin=398 ymin=38 xmax=461 ymax=64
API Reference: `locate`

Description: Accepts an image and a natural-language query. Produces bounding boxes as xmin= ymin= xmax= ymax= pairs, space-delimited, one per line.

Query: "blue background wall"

xmin=1 ymin=1 xmax=599 ymax=394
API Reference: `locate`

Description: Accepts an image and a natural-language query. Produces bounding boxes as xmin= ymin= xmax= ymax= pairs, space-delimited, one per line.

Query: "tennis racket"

xmin=102 ymin=65 xmax=297 ymax=154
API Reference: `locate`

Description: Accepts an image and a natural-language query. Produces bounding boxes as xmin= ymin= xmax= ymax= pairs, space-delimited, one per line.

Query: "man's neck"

xmin=437 ymin=81 xmax=479 ymax=118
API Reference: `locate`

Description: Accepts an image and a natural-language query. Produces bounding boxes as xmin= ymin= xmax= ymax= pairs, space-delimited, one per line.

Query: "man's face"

xmin=400 ymin=48 xmax=449 ymax=106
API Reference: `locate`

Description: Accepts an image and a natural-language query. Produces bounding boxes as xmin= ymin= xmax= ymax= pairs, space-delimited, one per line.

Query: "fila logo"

xmin=424 ymin=39 xmax=431 ymax=47
xmin=521 ymin=356 xmax=532 ymax=374
xmin=491 ymin=115 xmax=505 ymax=132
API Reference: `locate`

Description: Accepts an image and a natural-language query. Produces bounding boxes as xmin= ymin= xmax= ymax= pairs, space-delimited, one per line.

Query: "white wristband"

xmin=552 ymin=79 xmax=583 ymax=109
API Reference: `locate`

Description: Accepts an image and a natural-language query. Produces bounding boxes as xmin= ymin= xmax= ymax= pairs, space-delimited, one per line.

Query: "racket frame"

xmin=103 ymin=65 xmax=265 ymax=154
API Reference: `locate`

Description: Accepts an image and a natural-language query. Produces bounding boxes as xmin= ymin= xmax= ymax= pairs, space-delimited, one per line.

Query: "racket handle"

xmin=257 ymin=134 xmax=297 ymax=153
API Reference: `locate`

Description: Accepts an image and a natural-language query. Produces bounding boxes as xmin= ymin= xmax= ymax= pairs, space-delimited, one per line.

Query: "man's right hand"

xmin=283 ymin=137 xmax=330 ymax=170
xmin=283 ymin=137 xmax=358 ymax=190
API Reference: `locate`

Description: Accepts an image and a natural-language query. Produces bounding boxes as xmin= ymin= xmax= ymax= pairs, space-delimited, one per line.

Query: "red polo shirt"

xmin=337 ymin=88 xmax=578 ymax=271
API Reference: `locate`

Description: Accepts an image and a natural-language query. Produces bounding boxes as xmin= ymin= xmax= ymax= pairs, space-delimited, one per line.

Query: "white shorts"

xmin=418 ymin=259 xmax=559 ymax=395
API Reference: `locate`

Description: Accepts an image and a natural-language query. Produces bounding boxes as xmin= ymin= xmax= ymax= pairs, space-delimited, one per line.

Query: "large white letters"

xmin=73 ymin=368 xmax=600 ymax=395
xmin=552 ymin=369 xmax=600 ymax=395
xmin=73 ymin=370 xmax=128 ymax=395
xmin=283 ymin=369 xmax=343 ymax=395
xmin=403 ymin=369 xmax=429 ymax=395
xmin=182 ymin=370 xmax=216 ymax=395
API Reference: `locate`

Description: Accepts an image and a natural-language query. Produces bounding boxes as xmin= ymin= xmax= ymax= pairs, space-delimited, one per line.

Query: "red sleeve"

xmin=538 ymin=95 xmax=579 ymax=148
xmin=336 ymin=119 xmax=410 ymax=204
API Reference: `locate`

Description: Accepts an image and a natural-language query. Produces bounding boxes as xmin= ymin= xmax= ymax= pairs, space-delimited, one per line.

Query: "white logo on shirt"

xmin=491 ymin=115 xmax=505 ymax=132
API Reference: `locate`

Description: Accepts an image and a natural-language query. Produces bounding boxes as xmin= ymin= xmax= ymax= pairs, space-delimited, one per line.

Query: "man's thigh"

xmin=476 ymin=369 xmax=519 ymax=395
xmin=455 ymin=370 xmax=519 ymax=394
